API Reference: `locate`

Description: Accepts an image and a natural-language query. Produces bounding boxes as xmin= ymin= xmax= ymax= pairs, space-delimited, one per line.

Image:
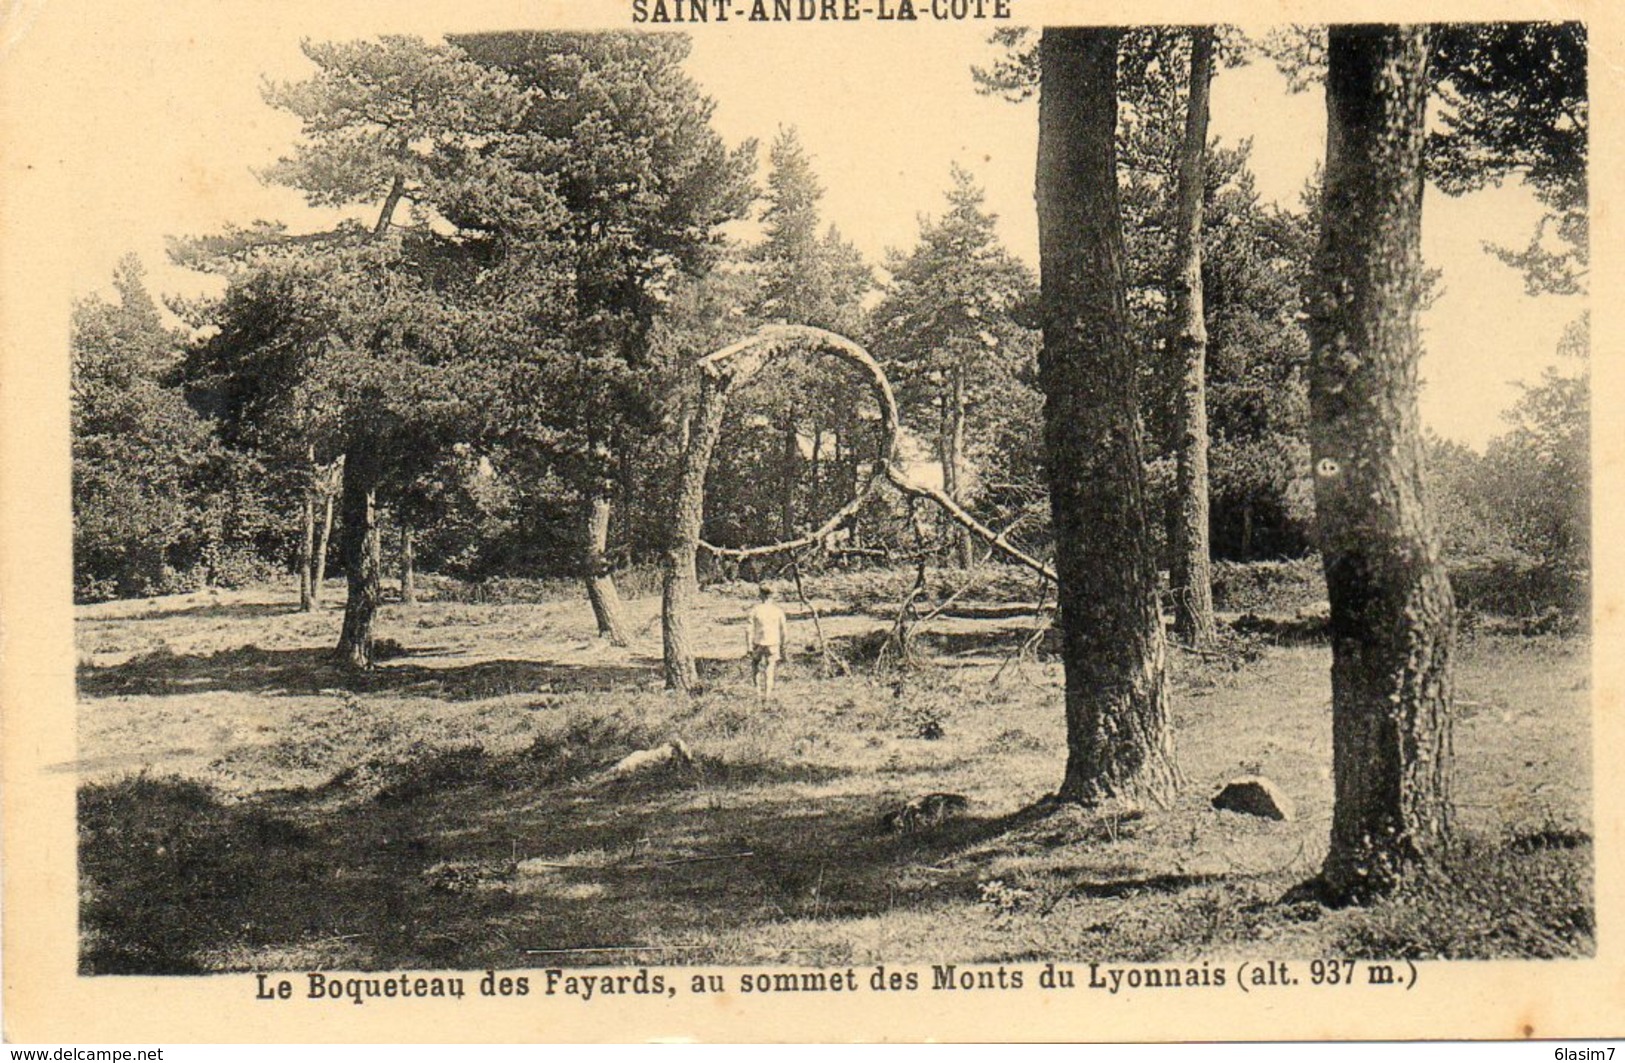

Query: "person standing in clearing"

xmin=746 ymin=583 xmax=789 ymax=702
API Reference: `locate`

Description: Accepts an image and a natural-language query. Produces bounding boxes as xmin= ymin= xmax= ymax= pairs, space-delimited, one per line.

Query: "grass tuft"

xmin=1331 ymin=829 xmax=1594 ymax=959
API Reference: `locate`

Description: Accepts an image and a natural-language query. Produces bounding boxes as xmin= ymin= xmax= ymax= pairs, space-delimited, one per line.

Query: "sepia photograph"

xmin=1 ymin=0 xmax=1616 ymax=1044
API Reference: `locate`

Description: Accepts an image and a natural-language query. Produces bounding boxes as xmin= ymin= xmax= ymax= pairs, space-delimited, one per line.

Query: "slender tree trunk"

xmin=850 ymin=434 xmax=866 ymax=546
xmin=1169 ymin=27 xmax=1218 ymax=648
xmin=836 ymin=430 xmax=864 ymax=548
xmin=335 ymin=445 xmax=383 ymax=669
xmin=313 ymin=488 xmax=335 ymax=602
xmin=298 ymin=442 xmax=319 ymax=611
xmin=664 ymin=372 xmax=731 ymax=693
xmin=373 ymin=173 xmax=405 ymax=238
xmin=942 ymin=372 xmax=974 ymax=569
xmin=780 ymin=403 xmax=799 ymax=540
xmin=299 ymin=474 xmax=315 ymax=612
xmin=369 ymin=507 xmax=382 ymax=581
xmin=584 ymin=489 xmax=629 ymax=646
xmin=1037 ymin=27 xmax=1178 ymax=808
xmin=400 ymin=521 xmax=416 ymax=606
xmin=1310 ymin=25 xmax=1454 ymax=902
xmin=810 ymin=425 xmax=823 ymax=519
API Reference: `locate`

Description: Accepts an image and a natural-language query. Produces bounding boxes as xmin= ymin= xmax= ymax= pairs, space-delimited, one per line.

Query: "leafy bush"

xmin=73 ymin=258 xmax=298 ymax=602
xmin=1210 ymin=558 xmax=1326 ymax=614
xmin=202 ymin=543 xmax=283 ymax=590
xmin=1450 ymin=554 xmax=1587 ymax=619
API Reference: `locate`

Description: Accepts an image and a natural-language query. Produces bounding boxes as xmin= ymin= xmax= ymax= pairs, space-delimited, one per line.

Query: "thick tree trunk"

xmin=1309 ymin=25 xmax=1454 ymax=902
xmin=1169 ymin=27 xmax=1218 ymax=648
xmin=1037 ymin=28 xmax=1178 ymax=808
xmin=584 ymin=490 xmax=629 ymax=646
xmin=664 ymin=372 xmax=731 ymax=693
xmin=400 ymin=521 xmax=416 ymax=606
xmin=335 ymin=446 xmax=383 ymax=669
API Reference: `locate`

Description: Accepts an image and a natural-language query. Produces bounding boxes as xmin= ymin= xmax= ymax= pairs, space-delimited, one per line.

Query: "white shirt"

xmin=747 ymin=601 xmax=788 ymax=652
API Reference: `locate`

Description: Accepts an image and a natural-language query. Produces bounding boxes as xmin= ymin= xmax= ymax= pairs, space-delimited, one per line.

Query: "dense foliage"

xmin=70 ymin=26 xmax=1588 ymax=620
xmin=72 ymin=258 xmax=291 ymax=600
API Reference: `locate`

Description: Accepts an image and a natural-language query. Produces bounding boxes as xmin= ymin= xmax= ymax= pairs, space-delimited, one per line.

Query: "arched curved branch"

xmin=700 ymin=485 xmax=877 ymax=561
xmin=663 ymin=324 xmax=1053 ymax=693
xmin=694 ymin=324 xmax=902 ymax=463
xmin=880 ymin=463 xmax=1056 ymax=582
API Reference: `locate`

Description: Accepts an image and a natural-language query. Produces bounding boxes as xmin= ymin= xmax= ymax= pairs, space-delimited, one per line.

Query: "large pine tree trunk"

xmin=664 ymin=373 xmax=731 ymax=693
xmin=1037 ymin=27 xmax=1178 ymax=808
xmin=1169 ymin=27 xmax=1218 ymax=648
xmin=584 ymin=490 xmax=629 ymax=646
xmin=335 ymin=446 xmax=383 ymax=669
xmin=399 ymin=521 xmax=416 ymax=606
xmin=1310 ymin=25 xmax=1454 ymax=902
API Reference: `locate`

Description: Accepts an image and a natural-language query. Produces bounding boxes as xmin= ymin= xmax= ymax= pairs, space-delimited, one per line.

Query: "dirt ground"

xmin=74 ymin=577 xmax=1593 ymax=973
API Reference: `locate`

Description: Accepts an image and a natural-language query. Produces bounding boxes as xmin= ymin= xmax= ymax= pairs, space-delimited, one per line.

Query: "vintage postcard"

xmin=1 ymin=0 xmax=1619 ymax=1044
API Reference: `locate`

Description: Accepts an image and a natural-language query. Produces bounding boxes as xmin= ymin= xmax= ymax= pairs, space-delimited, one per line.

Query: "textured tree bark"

xmin=335 ymin=445 xmax=383 ymax=669
xmin=1169 ymin=27 xmax=1218 ymax=648
xmin=1037 ymin=28 xmax=1178 ymax=808
xmin=663 ymin=371 xmax=731 ymax=693
xmin=584 ymin=490 xmax=629 ymax=646
xmin=399 ymin=521 xmax=416 ymax=606
xmin=1309 ymin=25 xmax=1455 ymax=902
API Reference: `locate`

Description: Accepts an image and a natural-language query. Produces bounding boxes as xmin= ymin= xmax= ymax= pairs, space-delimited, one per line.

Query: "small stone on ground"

xmin=1211 ymin=775 xmax=1294 ymax=821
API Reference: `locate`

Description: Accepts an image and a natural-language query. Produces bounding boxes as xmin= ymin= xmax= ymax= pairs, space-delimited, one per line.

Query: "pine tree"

xmin=1037 ymin=28 xmax=1178 ymax=807
xmin=872 ymin=165 xmax=1038 ymax=568
xmin=452 ymin=31 xmax=757 ymax=642
xmin=1309 ymin=25 xmax=1455 ymax=900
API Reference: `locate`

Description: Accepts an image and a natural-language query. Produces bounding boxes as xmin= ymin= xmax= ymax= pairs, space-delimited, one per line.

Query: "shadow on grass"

xmin=78 ymin=645 xmax=657 ymax=701
xmin=1275 ymin=827 xmax=1595 ymax=960
xmin=79 ymin=732 xmax=1084 ymax=973
xmin=80 ymin=774 xmax=492 ymax=973
xmin=123 ymin=602 xmax=310 ymax=623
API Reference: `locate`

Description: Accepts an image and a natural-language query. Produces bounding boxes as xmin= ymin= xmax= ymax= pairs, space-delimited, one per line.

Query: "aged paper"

xmin=2 ymin=0 xmax=1619 ymax=1044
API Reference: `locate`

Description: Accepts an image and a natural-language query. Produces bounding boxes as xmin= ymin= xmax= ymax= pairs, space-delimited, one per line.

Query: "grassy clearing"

xmin=75 ymin=575 xmax=1592 ymax=973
